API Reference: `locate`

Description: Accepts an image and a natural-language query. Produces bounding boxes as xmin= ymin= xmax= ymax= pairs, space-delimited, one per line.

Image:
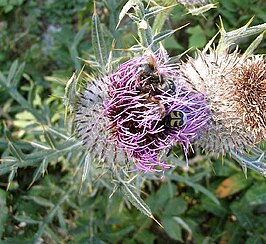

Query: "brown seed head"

xmin=233 ymin=56 xmax=266 ymax=143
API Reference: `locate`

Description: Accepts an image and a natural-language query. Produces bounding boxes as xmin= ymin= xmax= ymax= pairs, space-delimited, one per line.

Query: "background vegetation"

xmin=0 ymin=0 xmax=265 ymax=243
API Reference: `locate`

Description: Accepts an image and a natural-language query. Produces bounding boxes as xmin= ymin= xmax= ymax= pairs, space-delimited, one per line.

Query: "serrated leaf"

xmin=0 ymin=140 xmax=81 ymax=176
xmin=92 ymin=12 xmax=108 ymax=69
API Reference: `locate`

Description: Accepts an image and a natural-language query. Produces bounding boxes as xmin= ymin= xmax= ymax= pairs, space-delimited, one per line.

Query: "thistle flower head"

xmin=233 ymin=56 xmax=266 ymax=143
xmin=104 ymin=50 xmax=209 ymax=171
xmin=180 ymin=49 xmax=265 ymax=154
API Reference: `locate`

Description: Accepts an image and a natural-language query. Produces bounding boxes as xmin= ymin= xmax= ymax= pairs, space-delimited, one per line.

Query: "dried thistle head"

xmin=233 ymin=56 xmax=266 ymax=143
xmin=76 ymin=50 xmax=209 ymax=172
xmin=180 ymin=49 xmax=258 ymax=154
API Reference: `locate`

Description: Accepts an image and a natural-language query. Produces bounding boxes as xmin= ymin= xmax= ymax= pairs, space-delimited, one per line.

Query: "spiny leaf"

xmin=231 ymin=150 xmax=266 ymax=177
xmin=28 ymin=159 xmax=48 ymax=189
xmin=217 ymin=18 xmax=266 ymax=53
xmin=116 ymin=0 xmax=144 ymax=29
xmin=0 ymin=140 xmax=81 ymax=176
xmin=152 ymin=24 xmax=189 ymax=45
xmin=120 ymin=182 xmax=163 ymax=227
xmin=243 ymin=30 xmax=265 ymax=58
xmin=92 ymin=8 xmax=108 ymax=70
xmin=145 ymin=4 xmax=176 ymax=19
xmin=186 ymin=3 xmax=217 ymax=16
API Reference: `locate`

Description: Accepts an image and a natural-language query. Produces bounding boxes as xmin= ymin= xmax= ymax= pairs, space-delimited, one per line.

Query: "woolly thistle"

xmin=75 ymin=50 xmax=209 ymax=172
xmin=180 ymin=49 xmax=266 ymax=155
xmin=233 ymin=55 xmax=266 ymax=144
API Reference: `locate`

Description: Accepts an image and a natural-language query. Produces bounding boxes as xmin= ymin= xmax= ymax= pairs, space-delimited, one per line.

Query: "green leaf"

xmin=28 ymin=159 xmax=48 ymax=188
xmin=163 ymin=197 xmax=187 ymax=216
xmin=44 ymin=130 xmax=57 ymax=149
xmin=243 ymin=30 xmax=265 ymax=57
xmin=187 ymin=25 xmax=207 ymax=49
xmin=216 ymin=173 xmax=251 ymax=199
xmin=166 ymin=174 xmax=220 ymax=205
xmin=10 ymin=62 xmax=25 ymax=88
xmin=8 ymin=141 xmax=24 ymax=161
xmin=152 ymin=29 xmax=176 ymax=45
xmin=173 ymin=217 xmax=192 ymax=235
xmin=7 ymin=60 xmax=18 ymax=87
xmin=0 ymin=189 xmax=8 ymax=238
xmin=245 ymin=183 xmax=266 ymax=205
xmin=22 ymin=196 xmax=54 ymax=208
xmin=69 ymin=23 xmax=89 ymax=71
xmin=14 ymin=215 xmax=40 ymax=225
xmin=116 ymin=0 xmax=144 ymax=29
xmin=162 ymin=217 xmax=182 ymax=241
xmin=186 ymin=3 xmax=217 ymax=16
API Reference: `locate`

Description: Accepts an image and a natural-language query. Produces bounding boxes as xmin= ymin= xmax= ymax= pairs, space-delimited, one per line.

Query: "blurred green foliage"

xmin=0 ymin=0 xmax=265 ymax=243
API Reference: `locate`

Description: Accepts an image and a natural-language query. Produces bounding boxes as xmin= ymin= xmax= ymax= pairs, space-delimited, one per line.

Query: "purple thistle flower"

xmin=103 ymin=50 xmax=209 ymax=172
